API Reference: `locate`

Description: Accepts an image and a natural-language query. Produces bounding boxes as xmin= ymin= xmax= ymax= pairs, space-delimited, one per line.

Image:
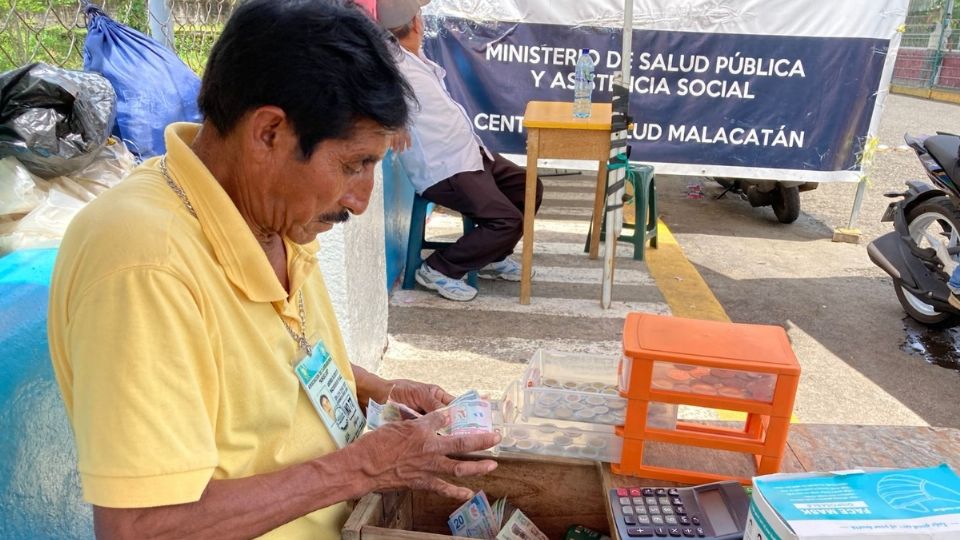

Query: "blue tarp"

xmin=0 ymin=249 xmax=92 ymax=539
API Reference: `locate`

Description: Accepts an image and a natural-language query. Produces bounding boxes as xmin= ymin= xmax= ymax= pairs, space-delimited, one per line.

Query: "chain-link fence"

xmin=893 ymin=0 xmax=959 ymax=91
xmin=0 ymin=0 xmax=233 ymax=74
xmin=4 ymin=0 xmax=960 ymax=93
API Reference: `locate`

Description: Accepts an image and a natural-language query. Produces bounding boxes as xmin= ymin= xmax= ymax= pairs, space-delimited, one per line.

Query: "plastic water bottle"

xmin=573 ymin=48 xmax=595 ymax=118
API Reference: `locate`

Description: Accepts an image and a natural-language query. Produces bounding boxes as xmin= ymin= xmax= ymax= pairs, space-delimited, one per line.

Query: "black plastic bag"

xmin=0 ymin=63 xmax=117 ymax=179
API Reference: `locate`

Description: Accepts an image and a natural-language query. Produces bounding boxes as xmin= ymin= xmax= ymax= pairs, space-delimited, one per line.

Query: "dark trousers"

xmin=421 ymin=151 xmax=544 ymax=279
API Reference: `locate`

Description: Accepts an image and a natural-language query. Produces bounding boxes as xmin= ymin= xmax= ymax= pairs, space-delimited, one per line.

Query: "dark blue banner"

xmin=424 ymin=18 xmax=889 ymax=174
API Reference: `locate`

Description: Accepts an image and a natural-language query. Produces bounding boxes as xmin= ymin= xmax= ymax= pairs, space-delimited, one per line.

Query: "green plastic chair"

xmin=585 ymin=160 xmax=658 ymax=261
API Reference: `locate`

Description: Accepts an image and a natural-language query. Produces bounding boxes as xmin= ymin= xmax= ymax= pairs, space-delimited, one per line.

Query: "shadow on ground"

xmin=655 ymin=167 xmax=960 ymax=429
xmin=657 ymin=176 xmax=836 ymax=242
xmin=692 ymin=264 xmax=960 ymax=429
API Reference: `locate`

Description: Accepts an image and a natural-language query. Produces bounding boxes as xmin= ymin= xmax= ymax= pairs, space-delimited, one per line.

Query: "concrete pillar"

xmin=317 ymin=163 xmax=389 ymax=373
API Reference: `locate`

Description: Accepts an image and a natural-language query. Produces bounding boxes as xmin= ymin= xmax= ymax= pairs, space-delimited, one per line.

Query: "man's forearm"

xmin=94 ymin=447 xmax=375 ymax=540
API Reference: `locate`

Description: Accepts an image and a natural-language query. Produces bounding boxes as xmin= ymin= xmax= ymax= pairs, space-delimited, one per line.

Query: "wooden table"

xmin=520 ymin=101 xmax=613 ymax=305
xmin=343 ymin=425 xmax=960 ymax=539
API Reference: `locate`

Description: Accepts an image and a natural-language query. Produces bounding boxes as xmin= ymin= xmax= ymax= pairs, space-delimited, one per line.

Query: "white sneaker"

xmin=415 ymin=263 xmax=478 ymax=301
xmin=478 ymin=257 xmax=531 ymax=282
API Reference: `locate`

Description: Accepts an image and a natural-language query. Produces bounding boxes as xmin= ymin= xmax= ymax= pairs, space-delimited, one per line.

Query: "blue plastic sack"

xmin=82 ymin=5 xmax=201 ymax=158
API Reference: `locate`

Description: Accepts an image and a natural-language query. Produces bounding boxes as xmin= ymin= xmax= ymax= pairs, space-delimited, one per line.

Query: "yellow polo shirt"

xmin=48 ymin=123 xmax=355 ymax=538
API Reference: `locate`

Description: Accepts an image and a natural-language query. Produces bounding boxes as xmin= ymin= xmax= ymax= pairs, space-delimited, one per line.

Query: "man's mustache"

xmin=318 ymin=209 xmax=350 ymax=224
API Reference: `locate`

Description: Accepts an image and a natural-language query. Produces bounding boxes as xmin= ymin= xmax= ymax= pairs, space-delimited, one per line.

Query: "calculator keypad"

xmin=615 ymin=487 xmax=706 ymax=538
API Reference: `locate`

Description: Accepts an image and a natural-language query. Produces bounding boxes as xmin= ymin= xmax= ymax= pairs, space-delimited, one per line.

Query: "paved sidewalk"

xmin=378 ymin=173 xmax=668 ymax=397
xmin=377 ymin=170 xmax=934 ymax=428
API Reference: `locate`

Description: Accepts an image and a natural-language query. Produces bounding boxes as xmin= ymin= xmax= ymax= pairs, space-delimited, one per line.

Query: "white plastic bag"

xmin=0 ymin=188 xmax=87 ymax=252
xmin=0 ymin=157 xmax=44 ymax=215
xmin=0 ymin=139 xmax=134 ymax=254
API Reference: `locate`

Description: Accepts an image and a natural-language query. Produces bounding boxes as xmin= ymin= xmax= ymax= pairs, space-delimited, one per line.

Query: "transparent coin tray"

xmin=522 ymin=349 xmax=675 ymax=429
xmin=494 ymin=381 xmax=622 ymax=463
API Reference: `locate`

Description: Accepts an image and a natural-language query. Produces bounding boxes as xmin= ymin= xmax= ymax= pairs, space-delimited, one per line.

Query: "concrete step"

xmin=380 ymin=172 xmax=678 ymax=415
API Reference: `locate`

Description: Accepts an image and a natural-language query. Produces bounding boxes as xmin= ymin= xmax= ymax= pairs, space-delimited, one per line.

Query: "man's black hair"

xmin=198 ymin=0 xmax=413 ymax=157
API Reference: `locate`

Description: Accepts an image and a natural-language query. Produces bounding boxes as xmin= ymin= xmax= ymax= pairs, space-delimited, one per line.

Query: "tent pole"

xmin=601 ymin=0 xmax=635 ymax=308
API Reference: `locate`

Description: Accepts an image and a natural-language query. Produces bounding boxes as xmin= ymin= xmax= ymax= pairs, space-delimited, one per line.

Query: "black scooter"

xmin=868 ymin=132 xmax=960 ymax=326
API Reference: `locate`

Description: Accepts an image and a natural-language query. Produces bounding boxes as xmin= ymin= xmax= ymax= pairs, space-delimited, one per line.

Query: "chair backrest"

xmin=382 ymin=152 xmax=418 ymax=291
xmin=0 ymin=249 xmax=93 ymax=539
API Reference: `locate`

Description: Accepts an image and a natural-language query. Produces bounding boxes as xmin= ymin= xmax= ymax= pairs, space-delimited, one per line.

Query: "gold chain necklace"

xmin=283 ymin=292 xmax=312 ymax=356
xmin=159 ymin=156 xmax=312 ymax=356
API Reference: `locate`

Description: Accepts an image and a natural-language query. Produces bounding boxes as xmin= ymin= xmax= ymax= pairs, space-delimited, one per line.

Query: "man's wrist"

xmin=353 ymin=365 xmax=394 ymax=405
xmin=308 ymin=445 xmax=378 ymax=501
xmin=368 ymin=376 xmax=394 ymax=405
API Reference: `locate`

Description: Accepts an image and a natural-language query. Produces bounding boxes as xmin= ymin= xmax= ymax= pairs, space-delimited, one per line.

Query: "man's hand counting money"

xmin=352 ymin=408 xmax=500 ymax=500
xmin=387 ymin=378 xmax=455 ymax=413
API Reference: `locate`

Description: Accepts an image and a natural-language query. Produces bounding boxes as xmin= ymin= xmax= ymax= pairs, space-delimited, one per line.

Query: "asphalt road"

xmin=658 ymin=94 xmax=960 ymax=429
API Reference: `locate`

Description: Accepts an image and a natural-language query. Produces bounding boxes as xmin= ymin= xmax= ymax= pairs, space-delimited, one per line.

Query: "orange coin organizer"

xmin=614 ymin=313 xmax=801 ymax=485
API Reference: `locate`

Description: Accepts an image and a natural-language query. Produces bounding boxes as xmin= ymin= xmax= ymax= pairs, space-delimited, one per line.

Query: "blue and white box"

xmin=745 ymin=465 xmax=960 ymax=539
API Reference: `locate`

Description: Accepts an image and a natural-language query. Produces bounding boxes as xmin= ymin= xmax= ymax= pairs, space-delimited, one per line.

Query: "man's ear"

xmin=413 ymin=12 xmax=423 ymax=35
xmin=245 ymin=106 xmax=298 ymax=160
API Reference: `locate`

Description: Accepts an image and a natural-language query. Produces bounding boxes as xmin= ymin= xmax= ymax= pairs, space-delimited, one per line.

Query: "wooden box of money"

xmin=522 ymin=349 xmax=675 ymax=429
xmin=614 ymin=313 xmax=801 ymax=485
xmin=342 ymin=455 xmax=610 ymax=539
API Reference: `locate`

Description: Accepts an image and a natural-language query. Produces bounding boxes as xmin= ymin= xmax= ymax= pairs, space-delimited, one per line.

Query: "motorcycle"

xmin=868 ymin=132 xmax=960 ymax=326
xmin=712 ymin=179 xmax=819 ymax=224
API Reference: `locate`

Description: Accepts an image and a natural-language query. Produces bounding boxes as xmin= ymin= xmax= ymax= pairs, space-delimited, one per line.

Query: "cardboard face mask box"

xmin=744 ymin=465 xmax=960 ymax=539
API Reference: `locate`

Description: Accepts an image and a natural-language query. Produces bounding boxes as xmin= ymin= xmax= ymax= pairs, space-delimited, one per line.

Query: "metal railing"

xmin=893 ymin=0 xmax=959 ymax=91
xmin=0 ymin=0 xmax=233 ymax=74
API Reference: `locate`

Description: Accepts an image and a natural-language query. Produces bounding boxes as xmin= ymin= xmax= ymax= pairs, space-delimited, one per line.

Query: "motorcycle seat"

xmin=925 ymin=135 xmax=960 ymax=184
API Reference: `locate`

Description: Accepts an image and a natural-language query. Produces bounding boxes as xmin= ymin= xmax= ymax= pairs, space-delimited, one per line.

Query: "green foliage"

xmin=10 ymin=0 xmax=77 ymax=12
xmin=174 ymin=24 xmax=222 ymax=74
xmin=1 ymin=0 xmax=216 ymax=74
xmin=0 ymin=23 xmax=86 ymax=72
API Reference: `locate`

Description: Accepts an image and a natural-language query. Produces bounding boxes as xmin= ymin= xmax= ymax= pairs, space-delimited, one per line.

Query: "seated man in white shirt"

xmin=378 ymin=0 xmax=543 ymax=302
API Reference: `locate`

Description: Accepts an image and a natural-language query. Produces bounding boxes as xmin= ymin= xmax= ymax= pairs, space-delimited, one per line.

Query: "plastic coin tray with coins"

xmin=494 ymin=381 xmax=623 ymax=463
xmin=523 ymin=350 xmax=677 ymax=429
xmin=649 ymin=362 xmax=777 ymax=402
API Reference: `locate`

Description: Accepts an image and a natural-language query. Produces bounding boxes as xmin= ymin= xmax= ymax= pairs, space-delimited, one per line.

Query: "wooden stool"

xmin=402 ymin=193 xmax=478 ymax=290
xmin=585 ymin=163 xmax=657 ymax=261
xmin=615 ymin=313 xmax=801 ymax=485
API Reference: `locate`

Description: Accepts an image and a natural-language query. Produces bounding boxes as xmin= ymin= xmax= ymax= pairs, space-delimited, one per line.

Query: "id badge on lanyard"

xmin=294 ymin=340 xmax=365 ymax=448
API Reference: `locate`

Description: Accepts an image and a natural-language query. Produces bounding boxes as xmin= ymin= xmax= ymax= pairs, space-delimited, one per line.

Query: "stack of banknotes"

xmin=448 ymin=491 xmax=548 ymax=540
xmin=367 ymin=389 xmax=493 ymax=436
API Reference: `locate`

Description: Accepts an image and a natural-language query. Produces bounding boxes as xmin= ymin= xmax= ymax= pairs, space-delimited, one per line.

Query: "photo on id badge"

xmin=319 ymin=393 xmax=348 ymax=430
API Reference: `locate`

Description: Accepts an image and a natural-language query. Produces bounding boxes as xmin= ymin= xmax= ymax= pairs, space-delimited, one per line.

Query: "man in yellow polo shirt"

xmin=47 ymin=0 xmax=499 ymax=538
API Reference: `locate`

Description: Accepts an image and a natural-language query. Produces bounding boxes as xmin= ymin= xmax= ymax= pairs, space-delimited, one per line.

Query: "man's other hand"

xmin=388 ymin=379 xmax=454 ymax=413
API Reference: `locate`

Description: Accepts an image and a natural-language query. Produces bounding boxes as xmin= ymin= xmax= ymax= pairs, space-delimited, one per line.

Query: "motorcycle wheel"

xmin=898 ymin=197 xmax=960 ymax=326
xmin=771 ymin=185 xmax=800 ymax=224
xmin=894 ymin=279 xmax=954 ymax=326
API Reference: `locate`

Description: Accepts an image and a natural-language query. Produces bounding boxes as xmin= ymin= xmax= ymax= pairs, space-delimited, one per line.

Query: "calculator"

xmin=608 ymin=481 xmax=750 ymax=539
